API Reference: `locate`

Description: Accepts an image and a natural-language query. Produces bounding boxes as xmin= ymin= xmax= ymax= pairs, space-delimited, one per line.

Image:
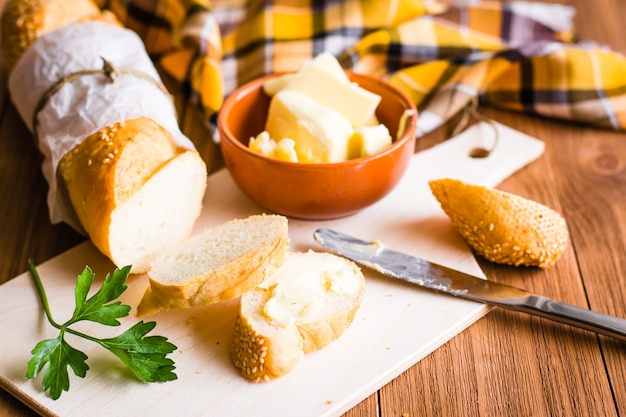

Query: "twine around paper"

xmin=32 ymin=57 xmax=174 ymax=141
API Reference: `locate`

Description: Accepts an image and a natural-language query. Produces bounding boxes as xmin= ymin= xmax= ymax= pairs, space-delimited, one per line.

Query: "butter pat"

xmin=262 ymin=73 xmax=297 ymax=96
xmin=266 ymin=90 xmax=353 ymax=163
xmin=262 ymin=252 xmax=363 ymax=325
xmin=349 ymin=124 xmax=392 ymax=158
xmin=267 ymin=55 xmax=381 ymax=128
xmin=263 ymin=52 xmax=349 ymax=96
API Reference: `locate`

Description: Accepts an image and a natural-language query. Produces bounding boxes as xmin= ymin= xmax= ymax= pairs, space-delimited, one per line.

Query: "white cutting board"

xmin=0 ymin=122 xmax=544 ymax=417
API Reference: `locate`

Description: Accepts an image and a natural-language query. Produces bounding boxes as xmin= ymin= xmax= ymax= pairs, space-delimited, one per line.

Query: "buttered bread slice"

xmin=229 ymin=251 xmax=365 ymax=382
xmin=137 ymin=214 xmax=289 ymax=316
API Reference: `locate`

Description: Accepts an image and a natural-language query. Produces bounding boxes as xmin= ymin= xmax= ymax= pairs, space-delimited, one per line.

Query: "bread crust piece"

xmin=137 ymin=214 xmax=290 ymax=316
xmin=229 ymin=251 xmax=366 ymax=382
xmin=429 ymin=178 xmax=569 ymax=268
xmin=59 ymin=117 xmax=207 ymax=273
xmin=1 ymin=0 xmax=120 ymax=72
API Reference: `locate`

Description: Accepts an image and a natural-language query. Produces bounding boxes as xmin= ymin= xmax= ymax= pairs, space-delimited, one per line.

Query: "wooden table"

xmin=1 ymin=1 xmax=625 ymax=416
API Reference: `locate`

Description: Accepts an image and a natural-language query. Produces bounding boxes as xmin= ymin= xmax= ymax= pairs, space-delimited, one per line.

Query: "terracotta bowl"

xmin=217 ymin=71 xmax=418 ymax=220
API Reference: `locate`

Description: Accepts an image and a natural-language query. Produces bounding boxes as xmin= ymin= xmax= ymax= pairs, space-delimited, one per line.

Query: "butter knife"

xmin=313 ymin=228 xmax=626 ymax=342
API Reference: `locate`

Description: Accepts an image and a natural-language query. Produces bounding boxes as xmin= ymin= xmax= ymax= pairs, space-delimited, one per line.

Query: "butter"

xmin=267 ymin=54 xmax=380 ymax=128
xmin=249 ymin=131 xmax=275 ymax=155
xmin=308 ymin=52 xmax=351 ymax=82
xmin=349 ymin=124 xmax=392 ymax=158
xmin=251 ymin=53 xmax=398 ymax=163
xmin=265 ymin=90 xmax=353 ymax=163
xmin=261 ymin=252 xmax=362 ymax=325
xmin=249 ymin=131 xmax=298 ymax=162
xmin=263 ymin=52 xmax=349 ymax=96
xmin=273 ymin=138 xmax=298 ymax=162
xmin=262 ymin=73 xmax=297 ymax=96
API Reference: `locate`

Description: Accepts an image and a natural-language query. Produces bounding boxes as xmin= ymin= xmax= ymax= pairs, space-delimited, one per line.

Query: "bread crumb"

xmin=326 ymin=400 xmax=334 ymax=405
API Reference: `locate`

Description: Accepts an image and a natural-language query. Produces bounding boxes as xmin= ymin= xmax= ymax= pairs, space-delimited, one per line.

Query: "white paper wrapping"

xmin=8 ymin=22 xmax=196 ymax=230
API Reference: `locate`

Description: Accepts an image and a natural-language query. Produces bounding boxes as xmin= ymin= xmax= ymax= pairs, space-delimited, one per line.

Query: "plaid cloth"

xmin=95 ymin=0 xmax=626 ymax=137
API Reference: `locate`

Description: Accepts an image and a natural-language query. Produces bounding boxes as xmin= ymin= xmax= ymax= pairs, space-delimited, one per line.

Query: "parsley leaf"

xmin=26 ymin=261 xmax=178 ymax=400
xmin=71 ymin=265 xmax=131 ymax=326
xmin=27 ymin=336 xmax=89 ymax=401
xmin=99 ymin=321 xmax=177 ymax=382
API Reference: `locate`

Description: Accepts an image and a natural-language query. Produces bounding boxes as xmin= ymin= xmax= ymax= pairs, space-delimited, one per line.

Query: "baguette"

xmin=2 ymin=0 xmax=208 ymax=273
xmin=137 ymin=214 xmax=290 ymax=317
xmin=229 ymin=250 xmax=365 ymax=382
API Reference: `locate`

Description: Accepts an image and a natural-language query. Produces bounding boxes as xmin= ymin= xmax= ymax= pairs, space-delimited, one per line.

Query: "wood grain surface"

xmin=1 ymin=1 xmax=625 ymax=416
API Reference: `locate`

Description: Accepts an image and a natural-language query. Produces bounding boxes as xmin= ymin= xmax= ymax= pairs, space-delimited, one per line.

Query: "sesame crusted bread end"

xmin=429 ymin=178 xmax=569 ymax=268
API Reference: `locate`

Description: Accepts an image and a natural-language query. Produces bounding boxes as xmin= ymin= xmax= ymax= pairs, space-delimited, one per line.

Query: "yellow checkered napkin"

xmin=97 ymin=0 xmax=626 ymax=137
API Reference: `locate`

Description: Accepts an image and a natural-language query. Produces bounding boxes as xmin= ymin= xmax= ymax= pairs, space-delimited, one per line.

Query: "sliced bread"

xmin=137 ymin=214 xmax=290 ymax=316
xmin=59 ymin=117 xmax=208 ymax=274
xmin=229 ymin=250 xmax=365 ymax=382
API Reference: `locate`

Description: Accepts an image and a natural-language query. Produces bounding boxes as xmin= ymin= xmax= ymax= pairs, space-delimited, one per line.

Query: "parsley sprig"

xmin=26 ymin=261 xmax=178 ymax=400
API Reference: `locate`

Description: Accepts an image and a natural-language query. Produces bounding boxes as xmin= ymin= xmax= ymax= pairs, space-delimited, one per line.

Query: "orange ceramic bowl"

xmin=217 ymin=71 xmax=418 ymax=220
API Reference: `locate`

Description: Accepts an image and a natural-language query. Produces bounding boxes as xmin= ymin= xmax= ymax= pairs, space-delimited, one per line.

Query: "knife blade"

xmin=313 ymin=228 xmax=626 ymax=342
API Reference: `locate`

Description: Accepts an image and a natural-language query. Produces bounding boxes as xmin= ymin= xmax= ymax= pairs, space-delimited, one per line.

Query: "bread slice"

xmin=229 ymin=251 xmax=365 ymax=382
xmin=59 ymin=117 xmax=208 ymax=273
xmin=429 ymin=178 xmax=569 ymax=268
xmin=137 ymin=214 xmax=290 ymax=316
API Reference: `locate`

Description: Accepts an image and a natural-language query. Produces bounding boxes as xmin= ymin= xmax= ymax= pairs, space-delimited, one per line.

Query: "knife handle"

xmin=505 ymin=295 xmax=626 ymax=342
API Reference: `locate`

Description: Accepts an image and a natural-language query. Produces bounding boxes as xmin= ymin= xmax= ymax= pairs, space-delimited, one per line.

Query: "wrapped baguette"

xmin=1 ymin=0 xmax=208 ymax=273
